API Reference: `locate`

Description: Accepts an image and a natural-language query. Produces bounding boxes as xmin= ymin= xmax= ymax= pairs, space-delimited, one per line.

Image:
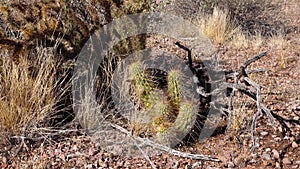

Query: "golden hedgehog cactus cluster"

xmin=127 ymin=62 xmax=197 ymax=147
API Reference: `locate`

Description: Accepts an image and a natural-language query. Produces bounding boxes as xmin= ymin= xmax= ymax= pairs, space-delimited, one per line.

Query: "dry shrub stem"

xmin=223 ymin=51 xmax=297 ymax=152
xmin=179 ymin=48 xmax=296 ymax=153
xmin=111 ymin=123 xmax=221 ymax=162
xmin=173 ymin=43 xmax=292 ymax=154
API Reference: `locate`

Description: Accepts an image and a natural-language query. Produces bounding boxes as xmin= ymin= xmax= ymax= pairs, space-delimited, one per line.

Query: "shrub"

xmin=0 ymin=51 xmax=65 ymax=137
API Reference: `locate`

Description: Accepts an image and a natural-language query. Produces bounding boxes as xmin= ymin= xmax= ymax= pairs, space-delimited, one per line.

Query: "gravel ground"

xmin=0 ymin=0 xmax=299 ymax=168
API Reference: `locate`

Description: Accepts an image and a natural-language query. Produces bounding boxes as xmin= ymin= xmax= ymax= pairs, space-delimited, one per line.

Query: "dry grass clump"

xmin=229 ymin=31 xmax=265 ymax=50
xmin=0 ymin=53 xmax=61 ymax=137
xmin=268 ymin=33 xmax=289 ymax=50
xmin=268 ymin=33 xmax=290 ymax=69
xmin=229 ymin=98 xmax=254 ymax=133
xmin=197 ymin=7 xmax=239 ymax=45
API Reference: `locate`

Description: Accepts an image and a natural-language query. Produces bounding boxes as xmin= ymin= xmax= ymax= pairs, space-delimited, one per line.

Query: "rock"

xmin=249 ymin=159 xmax=256 ymax=163
xmin=263 ymin=160 xmax=272 ymax=166
xmin=85 ymin=164 xmax=94 ymax=169
xmin=274 ymin=137 xmax=282 ymax=142
xmin=185 ymin=164 xmax=192 ymax=169
xmin=265 ymin=148 xmax=271 ymax=152
xmin=278 ymin=126 xmax=283 ymax=132
xmin=251 ymin=153 xmax=259 ymax=158
xmin=293 ymin=116 xmax=299 ymax=121
xmin=282 ymin=158 xmax=292 ymax=165
xmin=227 ymin=162 xmax=235 ymax=168
xmin=275 ymin=162 xmax=280 ymax=168
xmin=290 ymin=137 xmax=295 ymax=141
xmin=262 ymin=153 xmax=271 ymax=160
xmin=260 ymin=131 xmax=269 ymax=136
xmin=2 ymin=157 xmax=7 ymax=164
xmin=207 ymin=167 xmax=220 ymax=169
xmin=192 ymin=162 xmax=202 ymax=168
xmin=231 ymin=151 xmax=238 ymax=158
xmin=292 ymin=141 xmax=298 ymax=148
xmin=295 ymin=161 xmax=300 ymax=165
xmin=272 ymin=149 xmax=280 ymax=159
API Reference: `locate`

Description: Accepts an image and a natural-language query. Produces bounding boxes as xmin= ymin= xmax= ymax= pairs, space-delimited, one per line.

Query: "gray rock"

xmin=265 ymin=148 xmax=271 ymax=152
xmin=249 ymin=159 xmax=256 ymax=163
xmin=262 ymin=153 xmax=271 ymax=160
xmin=227 ymin=162 xmax=235 ymax=168
xmin=207 ymin=167 xmax=220 ymax=169
xmin=260 ymin=131 xmax=269 ymax=136
xmin=272 ymin=149 xmax=280 ymax=159
xmin=282 ymin=158 xmax=292 ymax=165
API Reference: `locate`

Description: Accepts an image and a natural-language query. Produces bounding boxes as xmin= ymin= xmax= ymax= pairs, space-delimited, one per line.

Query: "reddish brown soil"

xmin=0 ymin=0 xmax=299 ymax=168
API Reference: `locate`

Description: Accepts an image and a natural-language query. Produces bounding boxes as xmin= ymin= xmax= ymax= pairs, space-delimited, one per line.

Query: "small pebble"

xmin=260 ymin=131 xmax=269 ymax=136
xmin=227 ymin=162 xmax=235 ymax=168
xmin=272 ymin=149 xmax=280 ymax=159
xmin=274 ymin=137 xmax=282 ymax=142
xmin=207 ymin=167 xmax=220 ymax=169
xmin=251 ymin=153 xmax=259 ymax=158
xmin=192 ymin=162 xmax=201 ymax=168
xmin=292 ymin=142 xmax=298 ymax=148
xmin=265 ymin=148 xmax=271 ymax=152
xmin=290 ymin=137 xmax=296 ymax=141
xmin=263 ymin=160 xmax=272 ymax=166
xmin=249 ymin=159 xmax=256 ymax=163
xmin=275 ymin=162 xmax=280 ymax=168
xmin=282 ymin=158 xmax=292 ymax=165
xmin=2 ymin=157 xmax=7 ymax=164
xmin=231 ymin=151 xmax=238 ymax=158
xmin=293 ymin=116 xmax=299 ymax=121
xmin=262 ymin=153 xmax=271 ymax=160
xmin=85 ymin=164 xmax=94 ymax=169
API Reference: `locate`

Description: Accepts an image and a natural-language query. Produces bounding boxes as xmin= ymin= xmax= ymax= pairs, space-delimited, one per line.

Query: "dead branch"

xmin=175 ymin=42 xmax=195 ymax=73
xmin=223 ymin=51 xmax=298 ymax=152
xmin=174 ymin=42 xmax=295 ymax=152
xmin=238 ymin=51 xmax=268 ymax=81
xmin=111 ymin=123 xmax=221 ymax=162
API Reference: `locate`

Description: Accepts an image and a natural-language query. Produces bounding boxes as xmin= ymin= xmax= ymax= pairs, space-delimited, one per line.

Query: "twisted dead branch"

xmin=175 ymin=42 xmax=296 ymax=153
xmin=111 ymin=123 xmax=221 ymax=162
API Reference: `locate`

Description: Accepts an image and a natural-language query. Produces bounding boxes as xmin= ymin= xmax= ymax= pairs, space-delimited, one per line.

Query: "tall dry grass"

xmin=0 ymin=49 xmax=64 ymax=137
xmin=197 ymin=7 xmax=239 ymax=45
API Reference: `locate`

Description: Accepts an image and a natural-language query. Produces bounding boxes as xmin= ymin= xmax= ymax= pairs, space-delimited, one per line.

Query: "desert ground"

xmin=0 ymin=0 xmax=299 ymax=168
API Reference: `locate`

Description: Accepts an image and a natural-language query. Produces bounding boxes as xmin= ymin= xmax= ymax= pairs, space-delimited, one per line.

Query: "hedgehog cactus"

xmin=129 ymin=62 xmax=158 ymax=110
xmin=127 ymin=61 xmax=197 ymax=147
